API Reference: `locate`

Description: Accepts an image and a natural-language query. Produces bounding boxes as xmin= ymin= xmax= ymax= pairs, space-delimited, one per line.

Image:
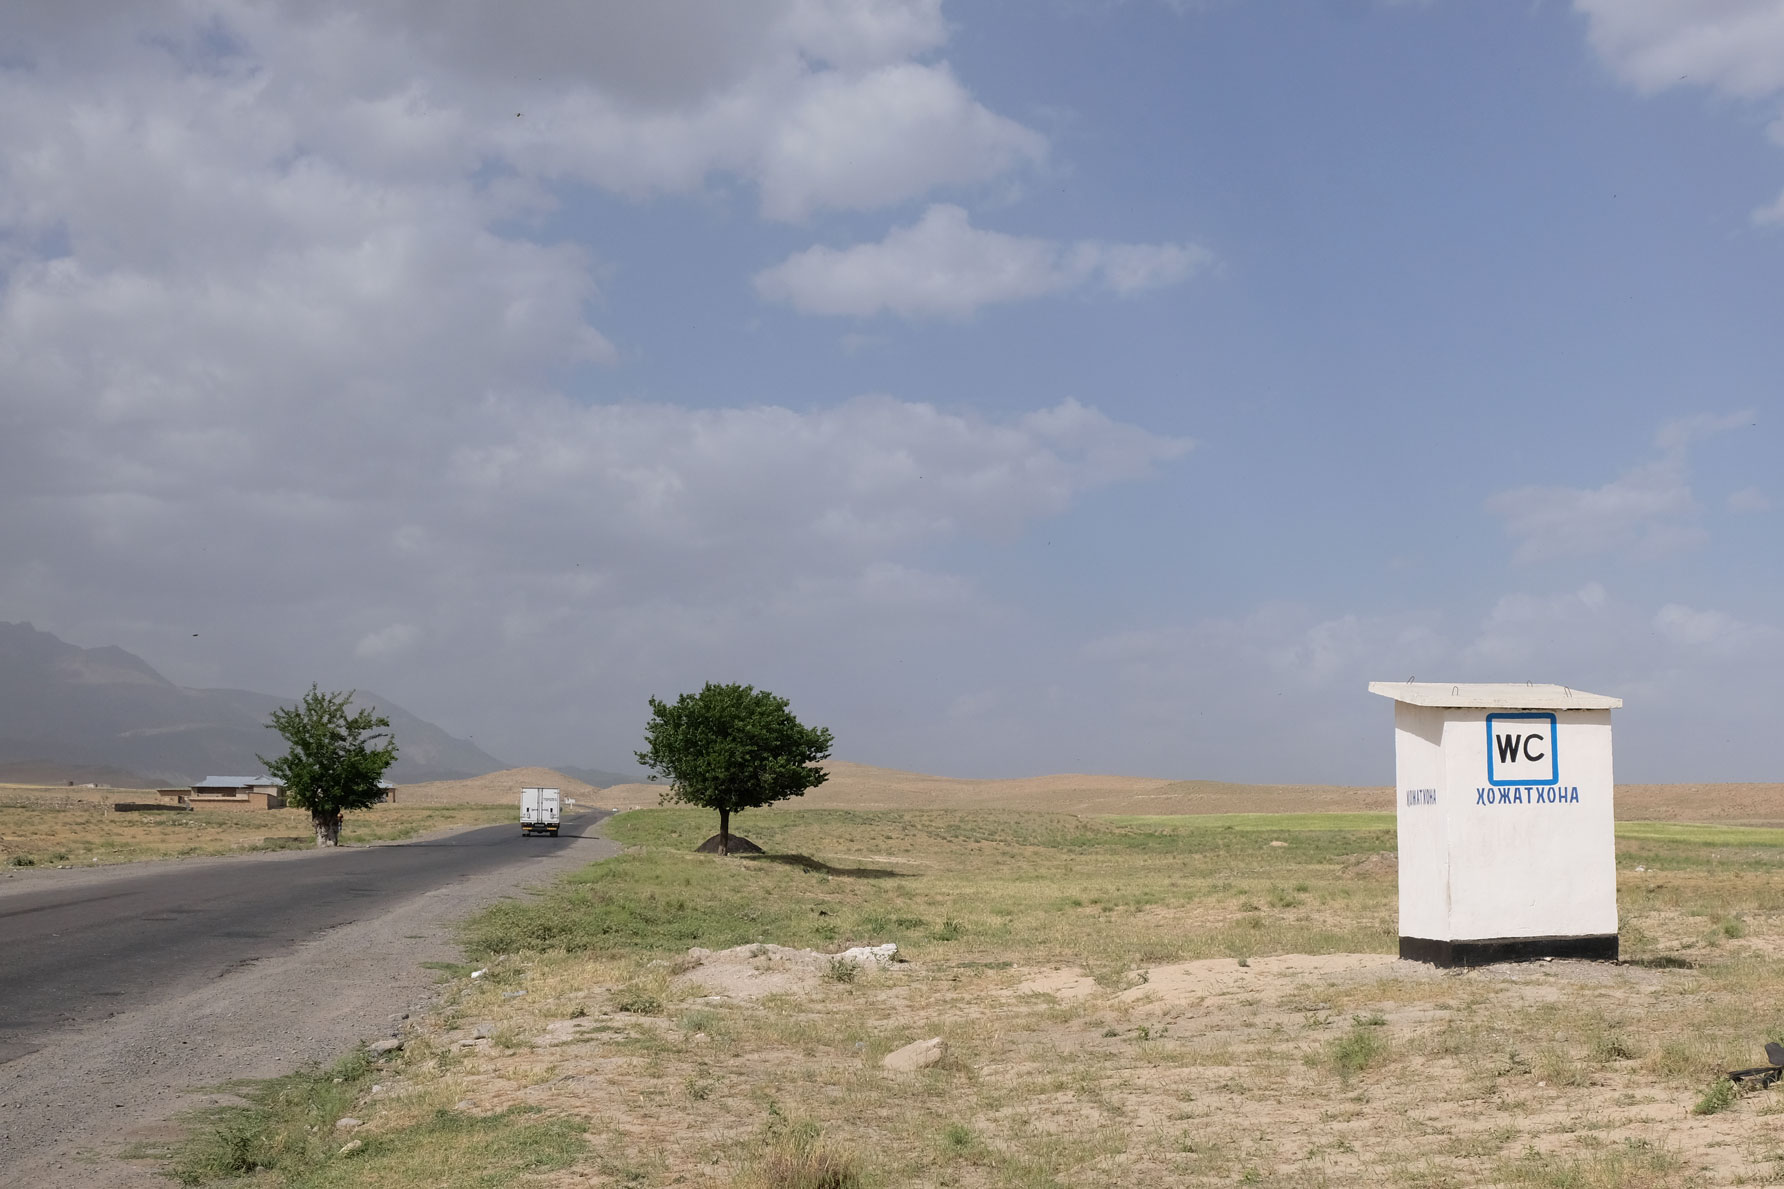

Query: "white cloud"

xmin=1729 ymin=485 xmax=1772 ymax=512
xmin=356 ymin=624 xmax=422 ymax=659
xmin=1486 ymin=414 xmax=1751 ymax=564
xmin=1754 ymin=189 xmax=1784 ymax=225
xmin=754 ymin=204 xmax=1212 ymax=318
xmin=0 ymin=1 xmax=1169 ymax=768
xmin=1575 ymin=0 xmax=1784 ymax=97
xmin=1573 ymin=2 xmax=1784 ymax=223
xmin=1654 ymin=603 xmax=1780 ymax=654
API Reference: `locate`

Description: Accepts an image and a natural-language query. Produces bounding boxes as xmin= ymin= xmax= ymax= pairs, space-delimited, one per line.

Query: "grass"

xmin=173 ymin=806 xmax=1784 ymax=1186
xmin=461 ymin=807 xmax=1402 ymax=968
xmin=167 ymin=1046 xmax=585 ymax=1187
xmin=0 ymin=800 xmax=514 ymax=868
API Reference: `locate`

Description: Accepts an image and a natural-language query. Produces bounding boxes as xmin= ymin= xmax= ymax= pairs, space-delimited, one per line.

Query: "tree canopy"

xmin=636 ymin=682 xmax=832 ymax=855
xmin=259 ymin=685 xmax=399 ymax=846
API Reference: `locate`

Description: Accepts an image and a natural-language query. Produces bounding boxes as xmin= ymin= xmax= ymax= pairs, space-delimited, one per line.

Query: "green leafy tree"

xmin=258 ymin=685 xmax=399 ymax=847
xmin=636 ymin=682 xmax=833 ymax=855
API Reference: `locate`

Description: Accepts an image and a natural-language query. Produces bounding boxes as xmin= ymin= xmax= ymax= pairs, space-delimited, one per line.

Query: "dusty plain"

xmin=158 ymin=800 xmax=1784 ymax=1188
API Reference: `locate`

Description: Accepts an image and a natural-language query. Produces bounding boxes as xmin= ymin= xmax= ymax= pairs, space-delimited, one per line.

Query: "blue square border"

xmin=1486 ymin=712 xmax=1559 ymax=786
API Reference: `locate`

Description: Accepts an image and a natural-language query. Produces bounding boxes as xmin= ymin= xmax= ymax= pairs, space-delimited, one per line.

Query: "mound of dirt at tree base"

xmin=694 ymin=833 xmax=764 ymax=854
xmin=393 ymin=766 xmax=598 ymax=805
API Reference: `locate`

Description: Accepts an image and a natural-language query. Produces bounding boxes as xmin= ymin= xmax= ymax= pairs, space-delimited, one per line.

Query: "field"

xmin=0 ymin=784 xmax=514 ymax=868
xmin=169 ymin=806 xmax=1784 ymax=1188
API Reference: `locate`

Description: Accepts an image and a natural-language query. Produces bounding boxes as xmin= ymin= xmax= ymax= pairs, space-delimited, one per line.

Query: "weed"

xmin=823 ymin=957 xmax=859 ymax=984
xmin=612 ymin=986 xmax=664 ymax=1015
xmin=1693 ymin=1076 xmax=1737 ymax=1115
xmin=1321 ymin=1023 xmax=1388 ymax=1083
xmin=7 ymin=855 xmax=33 ymax=866
xmin=746 ymin=1119 xmax=859 ymax=1189
xmin=1498 ymin=1137 xmax=1682 ymax=1186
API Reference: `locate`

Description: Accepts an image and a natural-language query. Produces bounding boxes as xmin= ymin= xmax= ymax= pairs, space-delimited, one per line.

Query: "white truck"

xmin=520 ymin=787 xmax=561 ymax=837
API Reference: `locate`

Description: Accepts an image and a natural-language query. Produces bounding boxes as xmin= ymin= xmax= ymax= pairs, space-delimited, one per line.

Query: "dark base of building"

xmin=1399 ymin=934 xmax=1619 ymax=967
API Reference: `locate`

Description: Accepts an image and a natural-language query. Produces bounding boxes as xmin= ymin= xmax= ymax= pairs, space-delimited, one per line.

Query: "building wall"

xmin=1393 ymin=702 xmax=1448 ymax=941
xmin=1394 ymin=706 xmax=1617 ymax=942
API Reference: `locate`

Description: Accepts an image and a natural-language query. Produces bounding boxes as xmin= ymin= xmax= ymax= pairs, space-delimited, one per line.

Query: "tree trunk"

xmin=313 ymin=811 xmax=343 ymax=847
xmin=719 ymin=807 xmax=730 ymax=857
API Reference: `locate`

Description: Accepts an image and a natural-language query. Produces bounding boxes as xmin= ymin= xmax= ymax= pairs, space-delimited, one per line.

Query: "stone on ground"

xmin=882 ymin=1037 xmax=946 ymax=1072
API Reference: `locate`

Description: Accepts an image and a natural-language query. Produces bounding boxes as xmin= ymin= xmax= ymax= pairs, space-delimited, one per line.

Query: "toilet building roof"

xmin=1367 ymin=682 xmax=1622 ymax=710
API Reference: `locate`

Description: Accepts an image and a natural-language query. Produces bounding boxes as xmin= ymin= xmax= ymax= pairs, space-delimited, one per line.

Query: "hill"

xmin=394 ymin=767 xmax=600 ymax=805
xmin=594 ymin=761 xmax=1784 ymax=823
xmin=592 ymin=761 xmax=1391 ymax=815
xmin=0 ymin=621 xmax=508 ymax=786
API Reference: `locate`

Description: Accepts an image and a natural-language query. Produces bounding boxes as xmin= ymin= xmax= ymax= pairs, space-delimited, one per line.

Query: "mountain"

xmin=0 ymin=622 xmax=508 ymax=786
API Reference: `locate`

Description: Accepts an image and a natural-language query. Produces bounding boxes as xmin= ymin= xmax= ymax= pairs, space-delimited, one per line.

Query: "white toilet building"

xmin=1367 ymin=682 xmax=1623 ymax=966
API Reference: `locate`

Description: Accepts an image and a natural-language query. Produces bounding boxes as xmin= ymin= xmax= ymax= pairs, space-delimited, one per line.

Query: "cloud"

xmin=1728 ymin=485 xmax=1772 ymax=512
xmin=0 ymin=2 xmax=1043 ymax=232
xmin=1653 ymin=603 xmax=1780 ymax=655
xmin=1485 ymin=414 xmax=1751 ymax=564
xmin=356 ymin=624 xmax=421 ymax=659
xmin=754 ymin=204 xmax=1212 ymax=318
xmin=1572 ymin=2 xmax=1784 ymax=223
xmin=1574 ymin=0 xmax=1784 ymax=98
xmin=0 ymin=1 xmax=1172 ymax=767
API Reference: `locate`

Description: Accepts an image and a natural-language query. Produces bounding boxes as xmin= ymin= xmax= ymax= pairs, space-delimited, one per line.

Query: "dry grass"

xmin=0 ymin=795 xmax=514 ymax=868
xmin=233 ymin=807 xmax=1784 ymax=1188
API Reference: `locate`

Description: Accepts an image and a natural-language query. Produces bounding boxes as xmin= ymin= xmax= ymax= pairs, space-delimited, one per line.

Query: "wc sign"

xmin=1486 ymin=713 xmax=1558 ymax=786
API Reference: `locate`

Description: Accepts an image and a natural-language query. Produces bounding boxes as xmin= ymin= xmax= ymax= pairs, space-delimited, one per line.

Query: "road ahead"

xmin=0 ymin=811 xmax=611 ymax=1064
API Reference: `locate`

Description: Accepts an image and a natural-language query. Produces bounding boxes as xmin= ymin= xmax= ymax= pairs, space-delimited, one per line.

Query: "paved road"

xmin=0 ymin=811 xmax=610 ymax=1064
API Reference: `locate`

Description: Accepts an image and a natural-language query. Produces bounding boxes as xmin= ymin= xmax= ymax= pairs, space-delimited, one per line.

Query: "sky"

xmin=2 ymin=0 xmax=1781 ymax=784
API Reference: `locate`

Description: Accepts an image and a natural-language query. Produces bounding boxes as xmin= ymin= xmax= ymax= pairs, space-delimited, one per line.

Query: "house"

xmin=181 ymin=776 xmax=287 ymax=810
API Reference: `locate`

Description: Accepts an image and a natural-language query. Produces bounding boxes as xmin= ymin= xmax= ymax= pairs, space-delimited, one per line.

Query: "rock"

xmin=691 ymin=1032 xmax=710 ymax=1044
xmin=1269 ymin=840 xmax=1288 ymax=847
xmin=454 ymin=1100 xmax=473 ymax=1111
xmin=838 ymin=943 xmax=898 ymax=967
xmin=369 ymin=1037 xmax=403 ymax=1054
xmin=473 ymin=1023 xmax=493 ymax=1039
xmin=335 ymin=1117 xmax=363 ymax=1130
xmin=881 ymin=1037 xmax=946 ymax=1072
xmin=501 ymin=989 xmax=526 ymax=998
xmin=338 ymin=1139 xmax=363 ymax=1156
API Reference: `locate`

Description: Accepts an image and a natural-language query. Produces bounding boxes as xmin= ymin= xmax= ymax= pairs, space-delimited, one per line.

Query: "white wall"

xmin=1395 ymin=706 xmax=1618 ymax=942
xmin=1393 ymin=702 xmax=1448 ymax=940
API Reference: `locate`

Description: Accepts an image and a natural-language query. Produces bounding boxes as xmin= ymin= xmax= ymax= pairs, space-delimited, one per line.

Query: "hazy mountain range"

xmin=0 ymin=621 xmax=514 ymax=786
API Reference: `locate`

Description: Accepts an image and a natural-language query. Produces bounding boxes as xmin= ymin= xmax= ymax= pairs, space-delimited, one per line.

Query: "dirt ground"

xmin=369 ymin=945 xmax=1784 ymax=1187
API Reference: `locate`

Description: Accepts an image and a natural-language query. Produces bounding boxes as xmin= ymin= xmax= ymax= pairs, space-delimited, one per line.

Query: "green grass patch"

xmin=167 ymin=1047 xmax=584 ymax=1186
xmin=461 ymin=807 xmax=1399 ymax=971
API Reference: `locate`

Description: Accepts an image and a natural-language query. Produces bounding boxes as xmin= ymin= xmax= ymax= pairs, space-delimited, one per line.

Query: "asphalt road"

xmin=0 ymin=810 xmax=611 ymax=1064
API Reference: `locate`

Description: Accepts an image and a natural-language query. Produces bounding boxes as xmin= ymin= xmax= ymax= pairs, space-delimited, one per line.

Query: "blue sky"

xmin=1 ymin=1 xmax=1779 ymax=783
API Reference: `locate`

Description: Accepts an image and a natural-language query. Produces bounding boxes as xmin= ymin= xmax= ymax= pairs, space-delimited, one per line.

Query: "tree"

xmin=259 ymin=685 xmax=399 ymax=847
xmin=636 ymin=682 xmax=832 ymax=856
